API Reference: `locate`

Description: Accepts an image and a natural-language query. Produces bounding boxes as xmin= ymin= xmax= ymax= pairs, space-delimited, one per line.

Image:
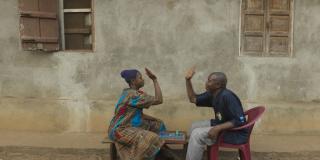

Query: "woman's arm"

xmin=145 ymin=68 xmax=163 ymax=105
xmin=152 ymin=79 xmax=163 ymax=105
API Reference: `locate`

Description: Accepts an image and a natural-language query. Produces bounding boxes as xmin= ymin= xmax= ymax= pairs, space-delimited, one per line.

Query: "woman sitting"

xmin=108 ymin=68 xmax=179 ymax=160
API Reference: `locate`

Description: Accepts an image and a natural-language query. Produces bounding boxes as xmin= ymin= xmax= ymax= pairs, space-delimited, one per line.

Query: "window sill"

xmin=61 ymin=49 xmax=94 ymax=53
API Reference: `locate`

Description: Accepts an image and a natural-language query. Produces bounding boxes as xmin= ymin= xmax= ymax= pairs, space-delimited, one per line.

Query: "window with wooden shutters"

xmin=240 ymin=0 xmax=293 ymax=57
xmin=18 ymin=0 xmax=95 ymax=52
xmin=19 ymin=0 xmax=60 ymax=52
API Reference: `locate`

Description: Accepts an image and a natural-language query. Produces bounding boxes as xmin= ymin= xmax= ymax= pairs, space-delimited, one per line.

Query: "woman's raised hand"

xmin=145 ymin=68 xmax=157 ymax=80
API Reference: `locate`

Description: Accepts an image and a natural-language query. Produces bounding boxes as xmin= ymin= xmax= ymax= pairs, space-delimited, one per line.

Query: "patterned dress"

xmin=108 ymin=88 xmax=166 ymax=160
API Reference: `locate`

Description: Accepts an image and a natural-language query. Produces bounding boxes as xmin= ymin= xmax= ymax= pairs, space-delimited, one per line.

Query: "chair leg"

xmin=238 ymin=149 xmax=244 ymax=160
xmin=239 ymin=144 xmax=251 ymax=160
xmin=208 ymin=145 xmax=219 ymax=160
xmin=110 ymin=143 xmax=117 ymax=160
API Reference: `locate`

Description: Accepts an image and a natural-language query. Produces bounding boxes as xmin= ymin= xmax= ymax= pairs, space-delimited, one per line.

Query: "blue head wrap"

xmin=120 ymin=69 xmax=139 ymax=83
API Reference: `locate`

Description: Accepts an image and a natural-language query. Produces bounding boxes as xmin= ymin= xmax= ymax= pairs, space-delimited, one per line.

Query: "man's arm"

xmin=185 ymin=66 xmax=196 ymax=103
xmin=208 ymin=94 xmax=246 ymax=139
xmin=208 ymin=121 xmax=234 ymax=139
xmin=186 ymin=79 xmax=196 ymax=103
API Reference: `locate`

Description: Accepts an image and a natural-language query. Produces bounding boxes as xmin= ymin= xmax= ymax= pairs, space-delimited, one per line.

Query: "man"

xmin=185 ymin=66 xmax=248 ymax=160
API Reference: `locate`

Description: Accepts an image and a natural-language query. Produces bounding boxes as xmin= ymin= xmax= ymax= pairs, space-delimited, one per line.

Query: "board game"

xmin=159 ymin=131 xmax=187 ymax=144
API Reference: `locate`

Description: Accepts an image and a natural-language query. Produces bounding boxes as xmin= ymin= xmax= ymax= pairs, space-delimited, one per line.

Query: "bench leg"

xmin=110 ymin=143 xmax=117 ymax=160
xmin=183 ymin=143 xmax=188 ymax=158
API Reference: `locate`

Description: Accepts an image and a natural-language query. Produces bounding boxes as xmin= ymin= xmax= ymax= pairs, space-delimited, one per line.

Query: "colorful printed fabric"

xmin=108 ymin=88 xmax=166 ymax=160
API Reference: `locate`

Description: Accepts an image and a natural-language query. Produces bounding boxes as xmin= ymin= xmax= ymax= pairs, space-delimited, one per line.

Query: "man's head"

xmin=205 ymin=72 xmax=227 ymax=93
xmin=120 ymin=69 xmax=145 ymax=89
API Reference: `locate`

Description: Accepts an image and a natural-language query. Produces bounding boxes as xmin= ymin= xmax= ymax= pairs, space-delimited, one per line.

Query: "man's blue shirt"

xmin=196 ymin=88 xmax=249 ymax=144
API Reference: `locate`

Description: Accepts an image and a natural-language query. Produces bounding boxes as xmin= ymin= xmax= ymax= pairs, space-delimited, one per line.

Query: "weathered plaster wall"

xmin=0 ymin=0 xmax=320 ymax=135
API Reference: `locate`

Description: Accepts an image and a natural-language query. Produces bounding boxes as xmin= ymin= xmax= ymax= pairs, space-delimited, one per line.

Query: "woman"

xmin=108 ymin=68 xmax=175 ymax=160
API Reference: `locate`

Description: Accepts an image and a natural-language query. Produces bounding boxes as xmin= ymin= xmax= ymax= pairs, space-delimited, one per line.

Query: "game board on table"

xmin=159 ymin=131 xmax=187 ymax=144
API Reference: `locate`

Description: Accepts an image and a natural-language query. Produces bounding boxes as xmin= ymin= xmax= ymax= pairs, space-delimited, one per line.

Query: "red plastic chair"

xmin=208 ymin=106 xmax=265 ymax=160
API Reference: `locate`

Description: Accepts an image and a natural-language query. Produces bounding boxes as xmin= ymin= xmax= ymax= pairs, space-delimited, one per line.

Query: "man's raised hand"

xmin=185 ymin=66 xmax=196 ymax=80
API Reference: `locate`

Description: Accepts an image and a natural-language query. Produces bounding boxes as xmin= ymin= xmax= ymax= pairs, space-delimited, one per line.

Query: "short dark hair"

xmin=210 ymin=72 xmax=227 ymax=88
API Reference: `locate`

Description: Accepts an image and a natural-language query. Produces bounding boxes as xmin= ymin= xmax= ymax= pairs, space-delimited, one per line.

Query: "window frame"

xmin=58 ymin=0 xmax=95 ymax=52
xmin=239 ymin=0 xmax=294 ymax=57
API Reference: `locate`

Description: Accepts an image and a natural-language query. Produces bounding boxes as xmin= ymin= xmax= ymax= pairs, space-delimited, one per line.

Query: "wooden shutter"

xmin=266 ymin=0 xmax=292 ymax=56
xmin=240 ymin=0 xmax=293 ymax=57
xmin=241 ymin=0 xmax=266 ymax=56
xmin=19 ymin=0 xmax=60 ymax=52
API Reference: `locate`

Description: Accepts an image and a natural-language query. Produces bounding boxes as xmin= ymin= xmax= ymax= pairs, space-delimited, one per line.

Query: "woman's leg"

xmin=114 ymin=127 xmax=165 ymax=160
xmin=141 ymin=114 xmax=166 ymax=133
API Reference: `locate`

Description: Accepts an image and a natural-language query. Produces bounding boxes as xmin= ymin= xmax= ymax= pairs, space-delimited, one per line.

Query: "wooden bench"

xmin=101 ymin=138 xmax=118 ymax=160
xmin=102 ymin=131 xmax=188 ymax=160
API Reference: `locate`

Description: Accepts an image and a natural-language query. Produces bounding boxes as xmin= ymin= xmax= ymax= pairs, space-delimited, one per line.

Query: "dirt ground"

xmin=1 ymin=146 xmax=320 ymax=160
xmin=1 ymin=132 xmax=320 ymax=160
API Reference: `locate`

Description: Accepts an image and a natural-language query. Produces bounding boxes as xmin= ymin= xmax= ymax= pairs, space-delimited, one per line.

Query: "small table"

xmin=160 ymin=131 xmax=188 ymax=156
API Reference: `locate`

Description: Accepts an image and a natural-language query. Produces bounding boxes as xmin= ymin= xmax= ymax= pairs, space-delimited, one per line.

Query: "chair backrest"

xmin=244 ymin=106 xmax=265 ymax=135
xmin=216 ymin=106 xmax=265 ymax=145
xmin=230 ymin=106 xmax=265 ymax=132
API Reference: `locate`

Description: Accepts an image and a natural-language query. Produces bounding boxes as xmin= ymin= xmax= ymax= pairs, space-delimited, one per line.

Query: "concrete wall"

xmin=0 ymin=0 xmax=320 ymax=135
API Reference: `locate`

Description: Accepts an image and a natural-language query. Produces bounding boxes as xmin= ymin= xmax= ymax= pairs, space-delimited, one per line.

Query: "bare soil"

xmin=0 ymin=132 xmax=320 ymax=160
xmin=1 ymin=146 xmax=320 ymax=160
